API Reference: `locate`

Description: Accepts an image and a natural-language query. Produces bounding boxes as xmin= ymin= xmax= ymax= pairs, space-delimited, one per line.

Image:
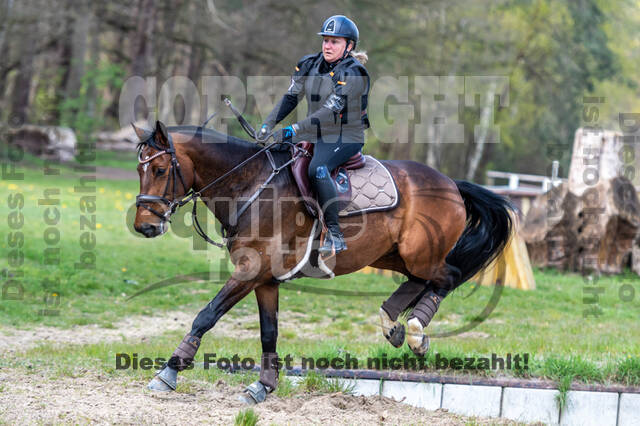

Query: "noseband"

xmin=136 ymin=133 xmax=189 ymax=222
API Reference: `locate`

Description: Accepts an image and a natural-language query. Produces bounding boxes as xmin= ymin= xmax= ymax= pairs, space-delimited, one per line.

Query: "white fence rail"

xmin=486 ymin=161 xmax=566 ymax=193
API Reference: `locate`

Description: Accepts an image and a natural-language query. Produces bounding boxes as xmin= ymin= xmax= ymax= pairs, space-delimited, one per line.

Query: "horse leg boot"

xmin=148 ymin=334 xmax=200 ymax=391
xmin=406 ymin=291 xmax=444 ymax=356
xmin=406 ymin=265 xmax=460 ymax=356
xmin=148 ymin=277 xmax=259 ymax=392
xmin=239 ymin=282 xmax=280 ymax=404
xmin=379 ymin=279 xmax=428 ymax=347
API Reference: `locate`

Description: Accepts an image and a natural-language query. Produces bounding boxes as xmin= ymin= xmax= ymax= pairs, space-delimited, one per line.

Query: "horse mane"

xmin=136 ymin=125 xmax=262 ymax=158
xmin=135 ymin=124 xmax=293 ymax=191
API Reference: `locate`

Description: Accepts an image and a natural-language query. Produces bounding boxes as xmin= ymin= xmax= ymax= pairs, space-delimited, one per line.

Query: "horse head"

xmin=133 ymin=120 xmax=195 ymax=237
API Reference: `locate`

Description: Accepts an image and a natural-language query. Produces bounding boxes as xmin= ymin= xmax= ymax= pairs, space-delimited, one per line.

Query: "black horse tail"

xmin=444 ymin=180 xmax=516 ymax=290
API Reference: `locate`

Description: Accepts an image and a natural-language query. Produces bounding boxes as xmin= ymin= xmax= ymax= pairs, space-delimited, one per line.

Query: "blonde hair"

xmin=349 ymin=50 xmax=368 ymax=64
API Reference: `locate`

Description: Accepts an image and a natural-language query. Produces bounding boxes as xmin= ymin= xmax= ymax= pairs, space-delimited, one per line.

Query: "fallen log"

xmin=6 ymin=125 xmax=76 ymax=162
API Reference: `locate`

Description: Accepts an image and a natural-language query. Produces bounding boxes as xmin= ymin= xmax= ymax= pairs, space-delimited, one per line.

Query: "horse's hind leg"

xmin=406 ymin=264 xmax=461 ymax=356
xmin=379 ymin=278 xmax=428 ymax=347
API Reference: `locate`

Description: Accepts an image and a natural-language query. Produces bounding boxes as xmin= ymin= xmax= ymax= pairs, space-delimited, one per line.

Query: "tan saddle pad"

xmin=339 ymin=155 xmax=399 ymax=217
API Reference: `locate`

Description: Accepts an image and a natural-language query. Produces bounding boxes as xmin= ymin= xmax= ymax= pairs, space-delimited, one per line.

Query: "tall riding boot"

xmin=313 ymin=171 xmax=347 ymax=255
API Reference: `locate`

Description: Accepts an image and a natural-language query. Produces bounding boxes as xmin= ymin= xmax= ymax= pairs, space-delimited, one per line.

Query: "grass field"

xmin=1 ymin=150 xmax=639 ymax=391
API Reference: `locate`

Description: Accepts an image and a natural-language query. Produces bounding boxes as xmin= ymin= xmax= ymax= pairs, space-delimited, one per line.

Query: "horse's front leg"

xmin=148 ymin=276 xmax=262 ymax=392
xmin=238 ymin=280 xmax=279 ymax=404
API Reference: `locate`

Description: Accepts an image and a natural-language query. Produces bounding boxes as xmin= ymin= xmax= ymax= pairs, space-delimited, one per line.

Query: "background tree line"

xmin=0 ymin=0 xmax=638 ymax=181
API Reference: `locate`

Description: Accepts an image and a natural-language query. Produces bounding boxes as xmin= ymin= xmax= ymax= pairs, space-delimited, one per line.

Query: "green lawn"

xmin=1 ymin=152 xmax=639 ymax=387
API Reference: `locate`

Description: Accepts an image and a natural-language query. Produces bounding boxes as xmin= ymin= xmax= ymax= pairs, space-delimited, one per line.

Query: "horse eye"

xmin=155 ymin=168 xmax=166 ymax=176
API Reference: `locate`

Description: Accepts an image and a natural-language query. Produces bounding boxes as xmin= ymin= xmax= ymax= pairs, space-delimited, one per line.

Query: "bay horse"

xmin=132 ymin=120 xmax=514 ymax=403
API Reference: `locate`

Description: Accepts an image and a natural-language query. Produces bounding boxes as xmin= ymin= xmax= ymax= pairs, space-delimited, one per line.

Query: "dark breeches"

xmin=308 ymin=141 xmax=363 ymax=227
xmin=307 ymin=140 xmax=364 ymax=182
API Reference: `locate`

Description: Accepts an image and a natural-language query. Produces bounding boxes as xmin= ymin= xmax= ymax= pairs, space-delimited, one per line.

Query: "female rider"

xmin=258 ymin=15 xmax=370 ymax=255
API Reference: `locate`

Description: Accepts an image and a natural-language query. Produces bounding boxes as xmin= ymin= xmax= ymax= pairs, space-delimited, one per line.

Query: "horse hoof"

xmin=148 ymin=376 xmax=174 ymax=392
xmin=386 ymin=323 xmax=405 ymax=348
xmin=237 ymin=392 xmax=258 ymax=405
xmin=407 ymin=318 xmax=430 ymax=356
xmin=238 ymin=380 xmax=268 ymax=404
xmin=380 ymin=308 xmax=404 ymax=348
xmin=410 ymin=335 xmax=430 ymax=357
xmin=147 ymin=366 xmax=177 ymax=392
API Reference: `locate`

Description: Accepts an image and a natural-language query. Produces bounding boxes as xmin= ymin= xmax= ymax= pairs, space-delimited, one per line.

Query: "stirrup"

xmin=319 ymin=230 xmax=345 ymax=256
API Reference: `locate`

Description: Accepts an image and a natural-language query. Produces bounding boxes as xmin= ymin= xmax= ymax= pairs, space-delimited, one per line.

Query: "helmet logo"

xmin=325 ymin=19 xmax=335 ymax=33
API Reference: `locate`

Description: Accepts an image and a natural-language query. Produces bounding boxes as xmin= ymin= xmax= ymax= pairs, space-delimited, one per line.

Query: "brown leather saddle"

xmin=291 ymin=141 xmax=366 ymax=216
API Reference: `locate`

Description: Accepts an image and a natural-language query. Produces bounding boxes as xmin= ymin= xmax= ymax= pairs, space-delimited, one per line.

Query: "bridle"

xmin=136 ymin=133 xmax=190 ymax=222
xmin=135 ymin=130 xmax=306 ymax=249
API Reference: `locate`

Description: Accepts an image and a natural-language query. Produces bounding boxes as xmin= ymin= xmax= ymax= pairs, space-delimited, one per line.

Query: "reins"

xmin=135 ymin=100 xmax=310 ymax=249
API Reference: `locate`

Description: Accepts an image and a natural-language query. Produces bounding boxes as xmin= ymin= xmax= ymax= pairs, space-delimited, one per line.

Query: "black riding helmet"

xmin=318 ymin=15 xmax=359 ymax=50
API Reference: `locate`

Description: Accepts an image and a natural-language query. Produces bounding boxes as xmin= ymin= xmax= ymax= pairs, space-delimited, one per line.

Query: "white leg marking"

xmin=406 ymin=317 xmax=424 ymax=351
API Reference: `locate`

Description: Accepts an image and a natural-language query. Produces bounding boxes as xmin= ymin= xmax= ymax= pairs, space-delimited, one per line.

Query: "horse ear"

xmin=131 ymin=122 xmax=149 ymax=141
xmin=154 ymin=120 xmax=169 ymax=147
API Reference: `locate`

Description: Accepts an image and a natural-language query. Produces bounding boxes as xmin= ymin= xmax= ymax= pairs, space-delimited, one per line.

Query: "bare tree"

xmin=466 ymin=80 xmax=496 ymax=181
xmin=130 ymin=0 xmax=156 ymax=78
xmin=64 ymin=0 xmax=90 ymax=100
xmin=9 ymin=1 xmax=38 ymax=123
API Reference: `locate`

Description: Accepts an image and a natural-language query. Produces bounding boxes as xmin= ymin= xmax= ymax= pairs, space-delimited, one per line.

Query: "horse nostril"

xmin=138 ymin=222 xmax=160 ymax=238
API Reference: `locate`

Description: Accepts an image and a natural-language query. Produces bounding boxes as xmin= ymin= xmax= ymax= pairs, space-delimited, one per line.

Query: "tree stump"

xmin=632 ymin=235 xmax=640 ymax=276
xmin=520 ymin=182 xmax=580 ymax=269
xmin=574 ymin=177 xmax=640 ymax=274
xmin=522 ymin=127 xmax=640 ymax=275
xmin=567 ymin=128 xmax=637 ymax=196
xmin=522 ymin=177 xmax=640 ymax=274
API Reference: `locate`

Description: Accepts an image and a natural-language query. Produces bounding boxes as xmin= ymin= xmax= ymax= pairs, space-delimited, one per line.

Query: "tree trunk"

xmin=129 ymin=0 xmax=156 ymax=78
xmin=103 ymin=28 xmax=127 ymax=122
xmin=184 ymin=44 xmax=205 ymax=124
xmin=155 ymin=0 xmax=187 ymax=81
xmin=0 ymin=0 xmax=14 ymax=115
xmin=64 ymin=0 xmax=90 ymax=100
xmin=0 ymin=0 xmax=13 ymax=57
xmin=9 ymin=3 xmax=37 ymax=124
xmin=466 ymin=80 xmax=496 ymax=181
xmin=425 ymin=121 xmax=444 ymax=170
xmin=85 ymin=9 xmax=100 ymax=120
xmin=51 ymin=1 xmax=75 ymax=123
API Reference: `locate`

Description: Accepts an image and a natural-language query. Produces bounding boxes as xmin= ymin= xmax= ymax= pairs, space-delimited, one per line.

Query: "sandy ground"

xmin=0 ymin=306 xmax=486 ymax=355
xmin=0 ymin=312 xmax=520 ymax=425
xmin=0 ymin=368 xmax=518 ymax=425
xmin=0 ymin=308 xmax=333 ymax=353
xmin=0 ymin=310 xmax=198 ymax=352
